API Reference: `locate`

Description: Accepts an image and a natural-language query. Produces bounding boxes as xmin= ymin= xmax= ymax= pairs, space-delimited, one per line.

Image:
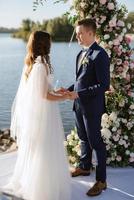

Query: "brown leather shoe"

xmin=86 ymin=181 xmax=107 ymax=196
xmin=71 ymin=167 xmax=90 ymax=177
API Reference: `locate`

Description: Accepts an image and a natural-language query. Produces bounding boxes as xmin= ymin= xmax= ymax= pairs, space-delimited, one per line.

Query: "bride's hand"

xmin=54 ymin=87 xmax=69 ymax=95
xmin=62 ymin=91 xmax=78 ymax=100
xmin=68 ymin=91 xmax=78 ymax=100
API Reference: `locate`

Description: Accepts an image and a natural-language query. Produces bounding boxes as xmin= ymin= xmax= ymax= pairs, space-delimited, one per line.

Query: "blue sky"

xmin=0 ymin=0 xmax=134 ymax=28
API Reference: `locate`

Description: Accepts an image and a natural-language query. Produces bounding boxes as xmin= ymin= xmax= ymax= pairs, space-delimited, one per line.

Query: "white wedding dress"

xmin=2 ymin=56 xmax=71 ymax=200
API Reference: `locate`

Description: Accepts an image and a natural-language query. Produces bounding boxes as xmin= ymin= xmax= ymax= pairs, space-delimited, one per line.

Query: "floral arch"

xmin=34 ymin=0 xmax=134 ymax=167
xmin=65 ymin=0 xmax=134 ymax=167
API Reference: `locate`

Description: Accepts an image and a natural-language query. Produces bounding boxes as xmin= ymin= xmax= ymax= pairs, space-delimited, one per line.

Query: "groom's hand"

xmin=68 ymin=91 xmax=78 ymax=100
xmin=54 ymin=87 xmax=68 ymax=95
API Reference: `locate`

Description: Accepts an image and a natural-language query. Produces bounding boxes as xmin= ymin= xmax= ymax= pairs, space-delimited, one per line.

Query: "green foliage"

xmin=12 ymin=16 xmax=74 ymax=42
xmin=125 ymin=12 xmax=134 ymax=33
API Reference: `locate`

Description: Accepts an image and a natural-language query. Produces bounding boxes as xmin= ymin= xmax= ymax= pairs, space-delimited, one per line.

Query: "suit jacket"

xmin=68 ymin=42 xmax=110 ymax=116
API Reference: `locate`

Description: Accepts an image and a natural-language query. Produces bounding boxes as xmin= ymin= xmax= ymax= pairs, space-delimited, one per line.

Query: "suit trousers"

xmin=74 ymin=107 xmax=106 ymax=182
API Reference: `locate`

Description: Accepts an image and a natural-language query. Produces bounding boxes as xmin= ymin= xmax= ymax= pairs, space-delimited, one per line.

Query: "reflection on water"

xmin=0 ymin=34 xmax=81 ymax=134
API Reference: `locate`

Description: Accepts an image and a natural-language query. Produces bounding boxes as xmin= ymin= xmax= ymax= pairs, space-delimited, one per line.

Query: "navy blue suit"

xmin=68 ymin=42 xmax=110 ymax=182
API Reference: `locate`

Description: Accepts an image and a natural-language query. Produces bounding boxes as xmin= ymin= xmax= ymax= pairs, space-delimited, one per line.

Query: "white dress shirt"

xmin=78 ymin=41 xmax=95 ymax=71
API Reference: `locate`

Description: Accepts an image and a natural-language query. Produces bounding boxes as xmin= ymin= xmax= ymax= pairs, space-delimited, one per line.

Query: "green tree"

xmin=125 ymin=12 xmax=134 ymax=33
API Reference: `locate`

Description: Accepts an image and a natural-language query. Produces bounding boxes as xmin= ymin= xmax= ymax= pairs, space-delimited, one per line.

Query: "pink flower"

xmin=116 ymin=59 xmax=122 ymax=65
xmin=126 ymin=74 xmax=130 ymax=82
xmin=125 ymin=36 xmax=132 ymax=44
xmin=113 ymin=46 xmax=122 ymax=55
xmin=128 ymin=91 xmax=132 ymax=96
xmin=129 ymin=157 xmax=134 ymax=162
xmin=117 ymin=20 xmax=125 ymax=27
xmin=109 ymin=17 xmax=117 ymax=27
xmin=99 ymin=0 xmax=107 ymax=5
xmin=116 ymin=156 xmax=122 ymax=162
xmin=113 ymin=39 xmax=120 ymax=46
xmin=117 ymin=66 xmax=123 ymax=73
xmin=107 ymin=2 xmax=115 ymax=10
xmin=124 ymin=61 xmax=129 ymax=66
xmin=130 ymin=62 xmax=134 ymax=69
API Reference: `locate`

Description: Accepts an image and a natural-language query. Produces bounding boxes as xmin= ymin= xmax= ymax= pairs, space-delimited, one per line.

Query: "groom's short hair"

xmin=76 ymin=18 xmax=97 ymax=34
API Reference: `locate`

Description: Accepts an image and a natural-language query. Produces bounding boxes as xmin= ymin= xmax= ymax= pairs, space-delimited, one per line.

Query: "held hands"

xmin=54 ymin=87 xmax=78 ymax=100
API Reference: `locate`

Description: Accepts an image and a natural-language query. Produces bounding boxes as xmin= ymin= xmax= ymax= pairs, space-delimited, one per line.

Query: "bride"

xmin=2 ymin=31 xmax=76 ymax=200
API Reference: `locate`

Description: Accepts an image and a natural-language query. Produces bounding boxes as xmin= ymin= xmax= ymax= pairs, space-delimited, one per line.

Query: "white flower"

xmin=100 ymin=16 xmax=107 ymax=23
xmin=119 ymin=45 xmax=123 ymax=49
xmin=122 ymin=118 xmax=127 ymax=124
xmin=110 ymin=64 xmax=114 ymax=72
xmin=113 ymin=135 xmax=120 ymax=142
xmin=108 ymin=41 xmax=113 ymax=46
xmin=106 ymin=157 xmax=111 ymax=164
xmin=124 ymin=143 xmax=129 ymax=148
xmin=111 ymin=156 xmax=115 ymax=161
xmin=127 ymin=122 xmax=133 ymax=130
xmin=127 ymin=23 xmax=132 ymax=29
xmin=71 ymin=130 xmax=75 ymax=136
xmin=67 ymin=134 xmax=73 ymax=140
xmin=80 ymin=2 xmax=88 ymax=9
xmin=70 ymin=156 xmax=76 ymax=163
xmin=115 ymin=121 xmax=120 ymax=128
xmin=130 ymin=104 xmax=134 ymax=110
xmin=124 ymin=135 xmax=128 ymax=140
xmin=75 ymin=134 xmax=79 ymax=140
xmin=107 ymin=3 xmax=115 ymax=10
xmin=73 ymin=145 xmax=80 ymax=153
xmin=117 ymin=20 xmax=125 ymax=27
xmin=112 ymin=127 xmax=117 ymax=132
xmin=101 ymin=128 xmax=112 ymax=139
xmin=102 ymin=113 xmax=109 ymax=121
xmin=109 ymin=112 xmax=117 ymax=122
xmin=123 ymin=28 xmax=127 ymax=33
xmin=119 ymin=99 xmax=125 ymax=107
xmin=106 ymin=49 xmax=111 ymax=57
xmin=119 ymin=139 xmax=125 ymax=145
xmin=104 ymin=34 xmax=110 ymax=40
xmin=77 ymin=150 xmax=81 ymax=156
xmin=69 ymin=141 xmax=74 ymax=146
xmin=64 ymin=141 xmax=68 ymax=147
xmin=125 ymin=150 xmax=130 ymax=155
xmin=106 ymin=144 xmax=111 ymax=150
xmin=118 ymin=35 xmax=123 ymax=42
xmin=101 ymin=113 xmax=111 ymax=128
xmin=130 ymin=152 xmax=134 ymax=158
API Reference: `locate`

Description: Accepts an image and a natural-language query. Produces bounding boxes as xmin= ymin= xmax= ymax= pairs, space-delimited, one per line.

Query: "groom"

xmin=67 ymin=18 xmax=110 ymax=196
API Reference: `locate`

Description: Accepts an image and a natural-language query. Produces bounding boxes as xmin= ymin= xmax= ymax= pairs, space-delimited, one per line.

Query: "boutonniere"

xmin=89 ymin=50 xmax=101 ymax=61
xmin=81 ymin=57 xmax=89 ymax=65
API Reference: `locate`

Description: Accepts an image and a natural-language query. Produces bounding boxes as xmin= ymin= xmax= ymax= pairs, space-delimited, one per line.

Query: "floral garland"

xmin=66 ymin=0 xmax=134 ymax=167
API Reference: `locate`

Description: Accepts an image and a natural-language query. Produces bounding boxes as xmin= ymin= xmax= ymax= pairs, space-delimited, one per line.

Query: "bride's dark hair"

xmin=25 ymin=31 xmax=53 ymax=79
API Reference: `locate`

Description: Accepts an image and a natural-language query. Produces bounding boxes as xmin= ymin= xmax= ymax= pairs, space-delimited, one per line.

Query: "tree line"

xmin=0 ymin=27 xmax=18 ymax=33
xmin=12 ymin=16 xmax=74 ymax=42
xmin=1 ymin=12 xmax=133 ymax=41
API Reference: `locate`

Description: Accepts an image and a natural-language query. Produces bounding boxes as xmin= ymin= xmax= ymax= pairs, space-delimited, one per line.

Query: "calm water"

xmin=0 ymin=33 xmax=81 ymax=134
xmin=0 ymin=34 xmax=133 ymax=134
